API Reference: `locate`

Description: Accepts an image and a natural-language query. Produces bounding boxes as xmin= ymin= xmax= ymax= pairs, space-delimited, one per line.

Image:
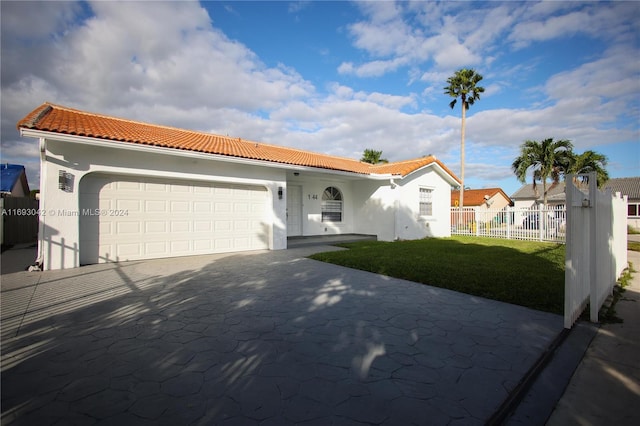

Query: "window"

xmin=322 ymin=186 xmax=343 ymax=222
xmin=629 ymin=203 xmax=639 ymax=217
xmin=419 ymin=188 xmax=433 ymax=216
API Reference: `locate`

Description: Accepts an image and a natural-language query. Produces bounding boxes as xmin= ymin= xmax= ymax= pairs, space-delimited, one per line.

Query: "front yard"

xmin=309 ymin=236 xmax=566 ymax=315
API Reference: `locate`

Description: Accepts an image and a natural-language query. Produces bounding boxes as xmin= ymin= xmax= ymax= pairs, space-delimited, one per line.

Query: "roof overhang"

xmin=401 ymin=162 xmax=461 ymax=187
xmin=20 ymin=128 xmax=393 ymax=181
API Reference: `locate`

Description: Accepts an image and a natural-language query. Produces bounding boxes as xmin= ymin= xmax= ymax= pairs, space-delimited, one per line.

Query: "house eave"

xmin=20 ymin=128 xmax=386 ymax=180
xmin=402 ymin=162 xmax=461 ymax=187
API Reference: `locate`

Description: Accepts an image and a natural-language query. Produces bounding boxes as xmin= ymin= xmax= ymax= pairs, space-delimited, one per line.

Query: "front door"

xmin=286 ymin=185 xmax=302 ymax=236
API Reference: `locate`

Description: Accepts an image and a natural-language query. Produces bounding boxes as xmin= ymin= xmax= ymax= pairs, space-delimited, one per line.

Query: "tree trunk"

xmin=460 ymin=101 xmax=466 ymax=209
xmin=542 ymin=179 xmax=548 ymax=207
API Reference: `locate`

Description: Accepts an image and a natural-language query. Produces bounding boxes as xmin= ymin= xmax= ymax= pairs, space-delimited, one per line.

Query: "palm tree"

xmin=444 ymin=68 xmax=485 ymax=208
xmin=361 ymin=149 xmax=388 ymax=164
xmin=512 ymin=138 xmax=574 ymax=206
xmin=568 ymin=150 xmax=609 ymax=187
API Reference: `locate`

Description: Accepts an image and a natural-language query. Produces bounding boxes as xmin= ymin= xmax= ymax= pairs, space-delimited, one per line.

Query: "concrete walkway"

xmin=545 ymin=250 xmax=640 ymax=426
xmin=1 ymin=246 xmax=563 ymax=425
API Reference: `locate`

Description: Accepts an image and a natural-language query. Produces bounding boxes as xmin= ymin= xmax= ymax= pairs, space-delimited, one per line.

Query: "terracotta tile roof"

xmin=18 ymin=103 xmax=460 ymax=181
xmin=451 ymin=188 xmax=511 ymax=206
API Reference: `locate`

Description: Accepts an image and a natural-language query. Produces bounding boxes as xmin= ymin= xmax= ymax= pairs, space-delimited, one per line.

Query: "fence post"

xmin=538 ymin=208 xmax=544 ymax=242
xmin=506 ymin=206 xmax=511 ymax=240
xmin=588 ymin=173 xmax=599 ymax=322
xmin=564 ymin=176 xmax=574 ymax=328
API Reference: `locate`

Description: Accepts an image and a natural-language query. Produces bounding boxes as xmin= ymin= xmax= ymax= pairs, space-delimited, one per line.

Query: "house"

xmin=18 ymin=103 xmax=461 ymax=270
xmin=450 ymin=188 xmax=512 ymax=229
xmin=604 ymin=177 xmax=640 ymax=230
xmin=511 ymin=182 xmax=567 ymax=209
xmin=451 ymin=188 xmax=512 ymax=210
xmin=0 ymin=164 xmax=30 ymax=197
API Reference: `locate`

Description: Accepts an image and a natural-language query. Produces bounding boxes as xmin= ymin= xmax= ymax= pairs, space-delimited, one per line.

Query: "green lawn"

xmin=309 ymin=236 xmax=566 ymax=315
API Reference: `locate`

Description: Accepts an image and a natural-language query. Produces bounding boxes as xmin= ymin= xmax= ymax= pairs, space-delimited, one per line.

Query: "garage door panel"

xmin=170 ymin=241 xmax=190 ymax=252
xmin=145 ymin=221 xmax=166 ymax=233
xmin=117 ymin=243 xmax=142 ymax=257
xmin=215 ymin=202 xmax=231 ymax=213
xmin=194 ymin=240 xmax=211 ymax=250
xmin=117 ymin=199 xmax=141 ymax=212
xmin=145 ymin=182 xmax=167 ymax=192
xmin=145 ymin=200 xmax=166 ymax=213
xmin=79 ymin=174 xmax=270 ymax=264
xmin=171 ymin=221 xmax=190 ymax=232
xmin=194 ymin=221 xmax=211 ymax=232
xmin=194 ymin=186 xmax=213 ymax=194
xmin=117 ymin=181 xmax=142 ymax=191
xmin=194 ymin=201 xmax=212 ymax=213
xmin=215 ymin=239 xmax=231 ymax=249
xmin=117 ymin=222 xmax=140 ymax=234
xmin=145 ymin=242 xmax=167 ymax=255
xmin=170 ymin=183 xmax=192 ymax=193
xmin=170 ymin=201 xmax=190 ymax=213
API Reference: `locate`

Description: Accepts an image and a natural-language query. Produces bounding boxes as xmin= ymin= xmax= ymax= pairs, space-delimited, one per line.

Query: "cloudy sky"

xmin=1 ymin=0 xmax=639 ymax=194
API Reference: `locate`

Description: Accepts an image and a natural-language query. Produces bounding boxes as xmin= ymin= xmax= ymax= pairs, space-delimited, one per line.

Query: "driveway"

xmin=1 ymin=246 xmax=563 ymax=425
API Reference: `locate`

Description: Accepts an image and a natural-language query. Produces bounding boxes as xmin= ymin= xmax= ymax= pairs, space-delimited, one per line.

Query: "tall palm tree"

xmin=512 ymin=138 xmax=574 ymax=206
xmin=361 ymin=149 xmax=388 ymax=164
xmin=568 ymin=150 xmax=609 ymax=187
xmin=444 ymin=68 xmax=485 ymax=208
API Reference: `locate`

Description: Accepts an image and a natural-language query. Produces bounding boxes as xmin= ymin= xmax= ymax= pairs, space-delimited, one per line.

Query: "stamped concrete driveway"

xmin=1 ymin=246 xmax=563 ymax=425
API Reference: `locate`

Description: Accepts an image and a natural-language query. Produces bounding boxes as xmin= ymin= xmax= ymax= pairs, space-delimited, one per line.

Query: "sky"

xmin=1 ymin=0 xmax=639 ymax=195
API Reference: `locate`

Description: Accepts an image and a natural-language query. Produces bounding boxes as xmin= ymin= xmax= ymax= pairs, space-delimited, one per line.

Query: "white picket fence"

xmin=450 ymin=205 xmax=567 ymax=243
xmin=564 ymin=174 xmax=628 ymax=328
xmin=450 ymin=175 xmax=628 ymax=329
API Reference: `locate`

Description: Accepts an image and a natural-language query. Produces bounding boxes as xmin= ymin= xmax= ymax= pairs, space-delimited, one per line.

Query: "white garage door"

xmin=79 ymin=174 xmax=270 ymax=265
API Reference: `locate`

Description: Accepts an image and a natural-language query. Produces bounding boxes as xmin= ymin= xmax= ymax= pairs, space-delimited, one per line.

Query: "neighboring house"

xmin=511 ymin=182 xmax=567 ymax=209
xmin=451 ymin=188 xmax=512 ymax=211
xmin=0 ymin=164 xmax=30 ymax=197
xmin=18 ymin=103 xmax=461 ymax=270
xmin=604 ymin=177 xmax=640 ymax=230
xmin=450 ymin=188 xmax=512 ymax=229
xmin=0 ymin=164 xmax=37 ymax=245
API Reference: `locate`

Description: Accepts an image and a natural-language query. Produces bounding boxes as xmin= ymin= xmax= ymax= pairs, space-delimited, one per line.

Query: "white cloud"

xmin=545 ymin=46 xmax=640 ymax=102
xmin=338 ymin=57 xmax=408 ymax=77
xmin=509 ymin=2 xmax=639 ymax=48
xmin=1 ymin=1 xmax=315 ymax=137
xmin=1 ymin=0 xmax=637 ymax=194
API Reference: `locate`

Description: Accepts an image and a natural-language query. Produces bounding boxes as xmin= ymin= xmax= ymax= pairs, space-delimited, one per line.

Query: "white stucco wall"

xmin=37 ymin=138 xmax=287 ymax=270
xmin=291 ymin=166 xmax=454 ymax=241
xmin=393 ymin=168 xmax=453 ymax=239
xmin=352 ymin=179 xmax=396 ymax=241
xmin=286 ymin=174 xmax=356 ymax=236
xmin=513 ymin=199 xmax=537 ymax=210
xmin=34 ymin=133 xmax=457 ymax=269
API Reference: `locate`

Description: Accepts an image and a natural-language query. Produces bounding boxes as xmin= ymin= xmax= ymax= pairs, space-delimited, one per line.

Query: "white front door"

xmin=286 ymin=185 xmax=302 ymax=236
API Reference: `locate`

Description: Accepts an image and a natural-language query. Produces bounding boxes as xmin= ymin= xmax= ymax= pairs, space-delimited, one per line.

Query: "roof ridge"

xmin=17 ymin=103 xmax=460 ymax=181
xmin=21 ymin=104 xmax=53 ymax=128
xmin=45 ymin=102 xmax=223 ymax=139
xmin=42 ymin=103 xmax=370 ymax=164
xmin=45 ymin=104 xmax=437 ymax=169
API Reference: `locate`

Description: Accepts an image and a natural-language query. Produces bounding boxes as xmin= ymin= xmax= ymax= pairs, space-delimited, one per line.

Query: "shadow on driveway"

xmin=1 ymin=247 xmax=563 ymax=425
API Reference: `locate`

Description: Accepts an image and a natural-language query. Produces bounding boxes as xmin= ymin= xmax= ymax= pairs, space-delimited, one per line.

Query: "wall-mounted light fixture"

xmin=278 ymin=187 xmax=283 ymax=200
xmin=58 ymin=170 xmax=74 ymax=193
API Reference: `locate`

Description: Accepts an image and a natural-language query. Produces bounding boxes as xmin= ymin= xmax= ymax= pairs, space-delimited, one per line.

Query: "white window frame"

xmin=629 ymin=203 xmax=640 ymax=218
xmin=419 ymin=187 xmax=434 ymax=217
xmin=322 ymin=186 xmax=343 ymax=222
